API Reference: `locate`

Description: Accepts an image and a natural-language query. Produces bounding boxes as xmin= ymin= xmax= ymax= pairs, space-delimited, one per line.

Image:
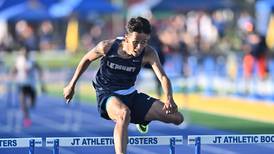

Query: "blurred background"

xmin=0 ymin=0 xmax=274 ymax=153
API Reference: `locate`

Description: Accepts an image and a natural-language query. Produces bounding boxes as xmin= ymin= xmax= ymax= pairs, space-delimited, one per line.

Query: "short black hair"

xmin=126 ymin=16 xmax=151 ymax=35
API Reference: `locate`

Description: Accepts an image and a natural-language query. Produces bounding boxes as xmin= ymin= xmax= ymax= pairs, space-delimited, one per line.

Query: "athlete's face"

xmin=125 ymin=32 xmax=150 ymax=57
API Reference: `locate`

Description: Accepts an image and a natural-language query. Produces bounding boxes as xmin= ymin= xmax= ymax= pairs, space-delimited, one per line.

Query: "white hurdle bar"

xmin=46 ymin=135 xmax=183 ymax=154
xmin=0 ymin=138 xmax=42 ymax=154
xmin=188 ymin=134 xmax=274 ymax=154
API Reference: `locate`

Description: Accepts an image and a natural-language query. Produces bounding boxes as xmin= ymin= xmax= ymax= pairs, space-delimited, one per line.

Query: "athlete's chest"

xmin=105 ymin=55 xmax=141 ymax=73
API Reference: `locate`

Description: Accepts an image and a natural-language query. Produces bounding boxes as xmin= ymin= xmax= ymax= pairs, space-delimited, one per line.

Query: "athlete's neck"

xmin=120 ymin=41 xmax=133 ymax=58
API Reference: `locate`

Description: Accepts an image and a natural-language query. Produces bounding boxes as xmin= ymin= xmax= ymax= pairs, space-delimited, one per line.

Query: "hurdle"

xmin=188 ymin=134 xmax=274 ymax=154
xmin=46 ymin=135 xmax=183 ymax=154
xmin=0 ymin=138 xmax=42 ymax=154
xmin=0 ymin=81 xmax=22 ymax=133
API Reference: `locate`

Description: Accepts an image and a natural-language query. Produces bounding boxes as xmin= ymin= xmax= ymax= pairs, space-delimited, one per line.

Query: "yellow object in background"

xmin=266 ymin=15 xmax=274 ymax=49
xmin=174 ymin=93 xmax=274 ymax=124
xmin=66 ymin=18 xmax=79 ymax=53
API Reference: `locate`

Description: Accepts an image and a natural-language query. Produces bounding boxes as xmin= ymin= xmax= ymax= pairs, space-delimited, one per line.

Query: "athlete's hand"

xmin=63 ymin=84 xmax=75 ymax=104
xmin=162 ymin=97 xmax=178 ymax=114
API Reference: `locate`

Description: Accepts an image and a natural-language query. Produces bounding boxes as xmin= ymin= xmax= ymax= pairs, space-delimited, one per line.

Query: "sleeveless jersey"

xmin=94 ymin=38 xmax=145 ymax=91
xmin=15 ymin=55 xmax=37 ymax=88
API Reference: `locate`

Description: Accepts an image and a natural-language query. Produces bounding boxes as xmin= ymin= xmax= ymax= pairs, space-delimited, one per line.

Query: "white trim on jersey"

xmin=114 ymin=86 xmax=136 ymax=95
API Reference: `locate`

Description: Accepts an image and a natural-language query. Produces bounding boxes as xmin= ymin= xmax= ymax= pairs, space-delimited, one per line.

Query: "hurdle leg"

xmin=14 ymin=109 xmax=22 ymax=133
xmin=53 ymin=139 xmax=59 ymax=154
xmin=6 ymin=109 xmax=14 ymax=131
xmin=195 ymin=137 xmax=201 ymax=154
xmin=169 ymin=137 xmax=175 ymax=154
xmin=29 ymin=139 xmax=35 ymax=154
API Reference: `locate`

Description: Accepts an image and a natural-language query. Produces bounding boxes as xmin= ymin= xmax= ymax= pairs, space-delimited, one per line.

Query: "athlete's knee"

xmin=117 ymin=108 xmax=131 ymax=124
xmin=174 ymin=113 xmax=184 ymax=125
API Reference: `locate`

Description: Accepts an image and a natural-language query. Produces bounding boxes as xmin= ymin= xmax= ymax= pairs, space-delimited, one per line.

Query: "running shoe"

xmin=23 ymin=118 xmax=32 ymax=128
xmin=136 ymin=124 xmax=149 ymax=134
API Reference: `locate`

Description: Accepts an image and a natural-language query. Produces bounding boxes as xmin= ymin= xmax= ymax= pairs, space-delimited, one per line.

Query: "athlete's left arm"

xmin=143 ymin=46 xmax=178 ymax=114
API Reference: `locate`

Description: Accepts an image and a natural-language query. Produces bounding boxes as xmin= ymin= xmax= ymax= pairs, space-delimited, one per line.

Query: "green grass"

xmin=186 ymin=109 xmax=274 ymax=134
xmin=2 ymin=51 xmax=99 ymax=69
xmin=46 ymin=83 xmax=96 ymax=103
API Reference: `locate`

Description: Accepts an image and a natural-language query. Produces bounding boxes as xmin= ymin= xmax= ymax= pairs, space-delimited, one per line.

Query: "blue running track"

xmin=0 ymin=95 xmax=274 ymax=154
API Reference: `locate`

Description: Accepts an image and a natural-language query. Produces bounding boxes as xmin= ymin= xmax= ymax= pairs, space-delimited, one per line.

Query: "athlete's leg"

xmin=29 ymin=87 xmax=36 ymax=108
xmin=106 ymin=96 xmax=131 ymax=154
xmin=19 ymin=88 xmax=29 ymax=119
xmin=144 ymin=100 xmax=184 ymax=125
xmin=19 ymin=87 xmax=32 ymax=127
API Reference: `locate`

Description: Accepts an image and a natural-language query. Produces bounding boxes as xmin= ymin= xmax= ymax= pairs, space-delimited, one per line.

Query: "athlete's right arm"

xmin=63 ymin=40 xmax=113 ymax=103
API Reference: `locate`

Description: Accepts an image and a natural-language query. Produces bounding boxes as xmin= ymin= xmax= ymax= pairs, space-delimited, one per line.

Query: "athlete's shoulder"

xmin=96 ymin=39 xmax=116 ymax=55
xmin=144 ymin=45 xmax=158 ymax=58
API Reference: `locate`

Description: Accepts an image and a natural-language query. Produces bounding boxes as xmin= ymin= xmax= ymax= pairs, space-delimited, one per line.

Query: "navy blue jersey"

xmin=94 ymin=38 xmax=145 ymax=91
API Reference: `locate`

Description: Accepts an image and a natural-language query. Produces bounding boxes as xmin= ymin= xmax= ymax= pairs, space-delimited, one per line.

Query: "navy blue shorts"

xmin=92 ymin=83 xmax=157 ymax=125
xmin=18 ymin=85 xmax=36 ymax=99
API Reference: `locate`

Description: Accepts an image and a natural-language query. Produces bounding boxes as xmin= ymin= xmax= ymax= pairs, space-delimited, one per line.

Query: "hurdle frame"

xmin=0 ymin=138 xmax=42 ymax=154
xmin=188 ymin=134 xmax=274 ymax=154
xmin=46 ymin=135 xmax=183 ymax=154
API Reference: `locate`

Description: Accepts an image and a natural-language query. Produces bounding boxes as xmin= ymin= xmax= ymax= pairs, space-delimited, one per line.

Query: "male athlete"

xmin=63 ymin=16 xmax=184 ymax=154
xmin=11 ymin=47 xmax=44 ymax=127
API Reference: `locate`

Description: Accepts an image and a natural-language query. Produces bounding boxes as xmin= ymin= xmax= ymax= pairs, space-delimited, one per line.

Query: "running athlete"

xmin=11 ymin=47 xmax=44 ymax=128
xmin=63 ymin=16 xmax=184 ymax=154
